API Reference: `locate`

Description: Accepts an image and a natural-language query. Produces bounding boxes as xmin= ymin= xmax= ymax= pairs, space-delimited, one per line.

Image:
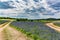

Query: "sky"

xmin=0 ymin=0 xmax=60 ymax=19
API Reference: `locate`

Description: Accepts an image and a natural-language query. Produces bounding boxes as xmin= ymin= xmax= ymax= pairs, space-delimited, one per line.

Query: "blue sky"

xmin=0 ymin=0 xmax=60 ymax=19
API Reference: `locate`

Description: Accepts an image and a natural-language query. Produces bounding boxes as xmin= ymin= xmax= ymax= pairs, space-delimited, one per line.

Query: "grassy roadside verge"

xmin=10 ymin=25 xmax=40 ymax=40
xmin=0 ymin=22 xmax=9 ymax=28
xmin=53 ymin=23 xmax=60 ymax=27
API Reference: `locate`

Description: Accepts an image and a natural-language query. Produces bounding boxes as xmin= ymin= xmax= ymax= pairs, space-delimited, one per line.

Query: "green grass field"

xmin=53 ymin=22 xmax=60 ymax=27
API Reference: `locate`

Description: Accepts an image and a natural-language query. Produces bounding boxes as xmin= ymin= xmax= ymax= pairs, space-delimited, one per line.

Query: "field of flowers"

xmin=10 ymin=21 xmax=60 ymax=40
xmin=0 ymin=20 xmax=9 ymax=24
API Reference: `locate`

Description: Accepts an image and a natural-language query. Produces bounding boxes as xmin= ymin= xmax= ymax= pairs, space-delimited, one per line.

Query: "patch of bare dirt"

xmin=46 ymin=23 xmax=60 ymax=32
xmin=5 ymin=27 xmax=31 ymax=40
xmin=0 ymin=31 xmax=4 ymax=40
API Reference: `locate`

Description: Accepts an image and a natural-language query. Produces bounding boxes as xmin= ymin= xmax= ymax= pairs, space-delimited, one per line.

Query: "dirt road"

xmin=0 ymin=21 xmax=32 ymax=40
xmin=46 ymin=23 xmax=60 ymax=32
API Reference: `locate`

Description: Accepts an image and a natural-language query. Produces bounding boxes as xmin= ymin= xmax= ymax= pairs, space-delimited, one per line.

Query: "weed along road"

xmin=0 ymin=22 xmax=11 ymax=32
xmin=0 ymin=21 xmax=31 ymax=40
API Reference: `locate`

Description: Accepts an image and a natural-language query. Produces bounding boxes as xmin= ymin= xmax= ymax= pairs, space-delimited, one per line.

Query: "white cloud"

xmin=0 ymin=0 xmax=60 ymax=19
xmin=0 ymin=0 xmax=7 ymax=1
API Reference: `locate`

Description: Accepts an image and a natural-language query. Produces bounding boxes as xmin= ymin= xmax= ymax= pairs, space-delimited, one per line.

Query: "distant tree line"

xmin=0 ymin=17 xmax=14 ymax=19
xmin=0 ymin=17 xmax=60 ymax=21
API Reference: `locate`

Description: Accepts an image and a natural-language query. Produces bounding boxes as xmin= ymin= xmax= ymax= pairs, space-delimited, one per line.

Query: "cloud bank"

xmin=0 ymin=0 xmax=60 ymax=19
